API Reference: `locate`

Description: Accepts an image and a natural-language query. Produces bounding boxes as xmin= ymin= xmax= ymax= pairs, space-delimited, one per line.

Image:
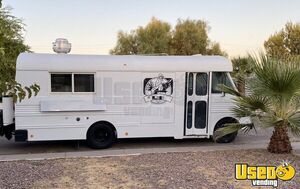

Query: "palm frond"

xmin=259 ymin=114 xmax=283 ymax=128
xmin=218 ymin=84 xmax=242 ymax=97
xmin=287 ymin=112 xmax=300 ymax=137
xmin=214 ymin=123 xmax=255 ymax=140
xmin=232 ymin=95 xmax=270 ymax=118
xmin=231 ymin=106 xmax=253 ymax=118
xmin=249 ymin=54 xmax=300 ymax=100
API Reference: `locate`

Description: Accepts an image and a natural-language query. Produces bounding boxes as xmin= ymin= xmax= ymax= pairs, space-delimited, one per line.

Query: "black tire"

xmin=87 ymin=123 xmax=116 ymax=149
xmin=214 ymin=119 xmax=238 ymax=143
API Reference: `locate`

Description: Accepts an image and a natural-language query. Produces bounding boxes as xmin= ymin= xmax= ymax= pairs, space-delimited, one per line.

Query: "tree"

xmin=110 ymin=31 xmax=138 ymax=55
xmin=0 ymin=5 xmax=39 ymax=101
xmin=170 ymin=19 xmax=208 ymax=55
xmin=216 ymin=54 xmax=300 ymax=153
xmin=136 ymin=18 xmax=172 ymax=54
xmin=110 ymin=18 xmax=172 ymax=55
xmin=264 ymin=22 xmax=300 ymax=58
xmin=206 ymin=42 xmax=227 ymax=56
xmin=110 ymin=18 xmax=226 ymax=56
xmin=231 ymin=56 xmax=254 ymax=95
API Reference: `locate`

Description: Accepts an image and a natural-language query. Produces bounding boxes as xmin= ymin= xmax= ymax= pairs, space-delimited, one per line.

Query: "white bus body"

xmin=1 ymin=53 xmax=239 ymax=148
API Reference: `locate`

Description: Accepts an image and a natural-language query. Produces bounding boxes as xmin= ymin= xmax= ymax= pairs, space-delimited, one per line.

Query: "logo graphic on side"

xmin=144 ymin=73 xmax=173 ymax=104
xmin=235 ymin=161 xmax=296 ymax=188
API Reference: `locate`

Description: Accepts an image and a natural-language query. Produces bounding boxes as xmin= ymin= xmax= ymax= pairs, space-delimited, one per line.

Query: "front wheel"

xmin=213 ymin=119 xmax=238 ymax=143
xmin=87 ymin=123 xmax=116 ymax=149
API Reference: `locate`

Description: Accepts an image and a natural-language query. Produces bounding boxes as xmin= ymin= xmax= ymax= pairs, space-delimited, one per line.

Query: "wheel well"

xmin=88 ymin=121 xmax=117 ymax=137
xmin=214 ymin=117 xmax=238 ymax=131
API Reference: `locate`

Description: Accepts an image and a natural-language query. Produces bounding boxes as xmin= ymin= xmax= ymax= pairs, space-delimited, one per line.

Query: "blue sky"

xmin=4 ymin=0 xmax=300 ymax=57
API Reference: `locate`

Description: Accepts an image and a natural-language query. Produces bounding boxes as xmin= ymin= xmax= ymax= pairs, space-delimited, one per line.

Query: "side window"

xmin=51 ymin=73 xmax=95 ymax=93
xmin=195 ymin=101 xmax=206 ymax=128
xmin=211 ymin=72 xmax=233 ymax=93
xmin=188 ymin=73 xmax=193 ymax=96
xmin=74 ymin=74 xmax=95 ymax=92
xmin=196 ymin=73 xmax=207 ymax=95
xmin=51 ymin=74 xmax=72 ymax=92
xmin=187 ymin=101 xmax=193 ymax=129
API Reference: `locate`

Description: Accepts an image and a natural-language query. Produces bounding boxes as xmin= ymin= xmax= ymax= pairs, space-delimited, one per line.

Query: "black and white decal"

xmin=143 ymin=73 xmax=173 ymax=104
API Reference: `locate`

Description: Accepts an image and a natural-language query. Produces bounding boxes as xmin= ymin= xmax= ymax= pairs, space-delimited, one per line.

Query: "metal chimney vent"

xmin=53 ymin=38 xmax=71 ymax=54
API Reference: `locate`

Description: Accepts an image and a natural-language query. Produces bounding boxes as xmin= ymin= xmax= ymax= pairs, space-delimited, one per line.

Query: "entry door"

xmin=185 ymin=72 xmax=209 ymax=135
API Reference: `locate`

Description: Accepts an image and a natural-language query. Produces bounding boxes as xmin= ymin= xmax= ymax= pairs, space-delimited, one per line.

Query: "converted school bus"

xmin=0 ymin=53 xmax=240 ymax=148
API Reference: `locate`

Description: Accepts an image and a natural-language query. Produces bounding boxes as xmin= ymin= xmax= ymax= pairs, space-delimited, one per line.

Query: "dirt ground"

xmin=0 ymin=149 xmax=299 ymax=189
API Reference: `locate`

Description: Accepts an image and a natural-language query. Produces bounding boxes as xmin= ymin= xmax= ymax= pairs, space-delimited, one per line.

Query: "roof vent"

xmin=53 ymin=38 xmax=71 ymax=54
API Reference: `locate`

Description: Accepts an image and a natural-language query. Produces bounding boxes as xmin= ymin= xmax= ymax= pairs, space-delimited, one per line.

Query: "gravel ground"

xmin=0 ymin=149 xmax=299 ymax=189
xmin=0 ymin=159 xmax=63 ymax=189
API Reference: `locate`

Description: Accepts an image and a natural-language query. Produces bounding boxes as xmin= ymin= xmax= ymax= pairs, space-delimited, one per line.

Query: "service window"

xmin=211 ymin=72 xmax=234 ymax=93
xmin=51 ymin=74 xmax=72 ymax=92
xmin=74 ymin=74 xmax=95 ymax=92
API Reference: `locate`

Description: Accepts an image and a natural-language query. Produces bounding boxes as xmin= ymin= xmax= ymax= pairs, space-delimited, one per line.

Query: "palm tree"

xmin=216 ymin=54 xmax=300 ymax=154
xmin=231 ymin=56 xmax=254 ymax=95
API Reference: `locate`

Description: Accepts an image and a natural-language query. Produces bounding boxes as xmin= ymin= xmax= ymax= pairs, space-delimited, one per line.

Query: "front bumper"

xmin=15 ymin=130 xmax=28 ymax=142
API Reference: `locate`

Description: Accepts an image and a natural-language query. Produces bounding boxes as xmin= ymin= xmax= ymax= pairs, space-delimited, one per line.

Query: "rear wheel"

xmin=214 ymin=119 xmax=238 ymax=143
xmin=87 ymin=123 xmax=116 ymax=149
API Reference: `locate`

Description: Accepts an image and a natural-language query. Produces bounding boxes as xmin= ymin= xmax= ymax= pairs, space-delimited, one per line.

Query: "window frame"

xmin=50 ymin=72 xmax=96 ymax=94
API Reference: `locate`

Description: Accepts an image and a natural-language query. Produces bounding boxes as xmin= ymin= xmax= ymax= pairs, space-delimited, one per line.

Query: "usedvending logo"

xmin=235 ymin=161 xmax=296 ymax=187
xmin=144 ymin=73 xmax=173 ymax=104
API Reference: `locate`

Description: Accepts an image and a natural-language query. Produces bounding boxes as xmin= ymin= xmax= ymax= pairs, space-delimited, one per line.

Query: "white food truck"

xmin=0 ymin=53 xmax=240 ymax=149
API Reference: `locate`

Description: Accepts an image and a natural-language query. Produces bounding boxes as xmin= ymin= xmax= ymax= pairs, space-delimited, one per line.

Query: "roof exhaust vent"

xmin=53 ymin=38 xmax=71 ymax=54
